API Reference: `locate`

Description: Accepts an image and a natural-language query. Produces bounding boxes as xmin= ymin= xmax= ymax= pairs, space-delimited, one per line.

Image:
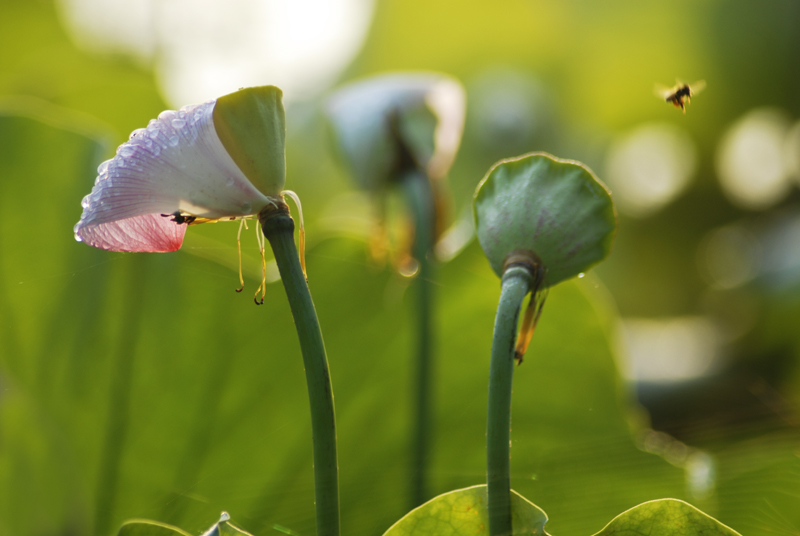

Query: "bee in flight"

xmin=655 ymin=80 xmax=706 ymax=113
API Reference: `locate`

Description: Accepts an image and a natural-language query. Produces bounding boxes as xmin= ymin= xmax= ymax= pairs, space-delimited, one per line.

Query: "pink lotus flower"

xmin=74 ymin=86 xmax=287 ymax=253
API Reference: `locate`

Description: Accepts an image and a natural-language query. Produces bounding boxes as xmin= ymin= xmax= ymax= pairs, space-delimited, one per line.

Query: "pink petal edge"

xmin=75 ymin=213 xmax=187 ymax=253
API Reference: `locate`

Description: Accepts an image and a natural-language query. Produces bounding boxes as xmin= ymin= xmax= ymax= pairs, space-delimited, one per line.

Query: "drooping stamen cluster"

xmin=282 ymin=190 xmax=306 ymax=279
xmin=514 ymin=287 xmax=548 ymax=365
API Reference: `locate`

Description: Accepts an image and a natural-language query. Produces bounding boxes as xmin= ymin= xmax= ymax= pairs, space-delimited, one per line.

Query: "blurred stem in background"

xmin=158 ymin=333 xmax=234 ymax=522
xmin=486 ymin=266 xmax=535 ymax=536
xmin=325 ymin=72 xmax=466 ymax=509
xmin=260 ymin=201 xmax=340 ymax=536
xmin=94 ymin=254 xmax=148 ymax=536
xmin=399 ymin=169 xmax=437 ymax=508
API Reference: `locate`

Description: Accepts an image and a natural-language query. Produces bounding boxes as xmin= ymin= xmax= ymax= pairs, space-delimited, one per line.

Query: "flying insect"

xmin=655 ymin=80 xmax=706 ymax=113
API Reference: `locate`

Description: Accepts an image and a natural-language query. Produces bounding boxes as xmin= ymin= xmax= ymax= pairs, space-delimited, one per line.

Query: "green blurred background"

xmin=2 ymin=0 xmax=800 ymax=535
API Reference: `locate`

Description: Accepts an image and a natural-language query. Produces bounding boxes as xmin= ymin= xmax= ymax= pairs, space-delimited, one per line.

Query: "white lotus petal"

xmin=75 ymin=100 xmax=273 ymax=252
xmin=425 ymin=77 xmax=466 ymax=180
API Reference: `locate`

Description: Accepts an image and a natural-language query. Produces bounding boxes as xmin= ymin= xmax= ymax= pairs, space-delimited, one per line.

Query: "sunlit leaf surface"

xmin=593 ymin=499 xmax=741 ymax=536
xmin=382 ymin=485 xmax=547 ymax=536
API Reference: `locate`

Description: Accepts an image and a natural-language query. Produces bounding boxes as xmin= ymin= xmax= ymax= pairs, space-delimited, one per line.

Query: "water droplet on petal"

xmin=152 ymin=144 xmax=161 ymax=156
xmin=97 ymin=160 xmax=110 ymax=175
xmin=117 ymin=145 xmax=136 ymax=157
xmin=158 ymin=110 xmax=177 ymax=122
xmin=130 ymin=128 xmax=146 ymax=139
xmin=226 ymin=177 xmax=235 ymax=187
xmin=81 ymin=195 xmax=91 ymax=209
xmin=219 ymin=512 xmax=230 ymax=523
xmin=172 ymin=119 xmax=186 ymax=129
xmin=168 ymin=135 xmax=179 ymax=147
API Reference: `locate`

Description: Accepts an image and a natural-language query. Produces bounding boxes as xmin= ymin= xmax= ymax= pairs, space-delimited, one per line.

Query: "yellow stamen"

xmin=394 ymin=217 xmax=416 ymax=275
xmin=369 ymin=196 xmax=389 ymax=267
xmin=235 ymin=218 xmax=246 ymax=292
xmin=514 ymin=288 xmax=548 ymax=365
xmin=282 ymin=190 xmax=307 ymax=280
xmin=369 ymin=219 xmax=389 ymax=267
xmin=253 ymin=219 xmax=267 ymax=305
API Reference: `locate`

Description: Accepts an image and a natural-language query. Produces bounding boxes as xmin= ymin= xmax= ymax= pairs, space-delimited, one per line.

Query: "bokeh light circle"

xmin=716 ymin=108 xmax=792 ymax=210
xmin=57 ymin=0 xmax=374 ymax=105
xmin=697 ymin=224 xmax=760 ymax=289
xmin=604 ymin=123 xmax=697 ymax=217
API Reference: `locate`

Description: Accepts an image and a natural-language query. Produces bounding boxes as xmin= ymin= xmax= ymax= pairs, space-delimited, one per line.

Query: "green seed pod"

xmin=213 ymin=85 xmax=286 ymax=197
xmin=473 ymin=152 xmax=616 ymax=286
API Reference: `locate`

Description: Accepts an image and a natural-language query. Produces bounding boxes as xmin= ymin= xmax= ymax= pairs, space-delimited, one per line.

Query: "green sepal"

xmin=382 ymin=484 xmax=548 ymax=536
xmin=213 ymin=85 xmax=286 ymax=197
xmin=473 ymin=152 xmax=617 ymax=286
xmin=593 ymin=499 xmax=741 ymax=536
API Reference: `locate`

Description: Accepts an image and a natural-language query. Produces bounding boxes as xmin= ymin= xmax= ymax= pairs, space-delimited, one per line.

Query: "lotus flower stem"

xmin=400 ymin=170 xmax=436 ymax=507
xmin=260 ymin=201 xmax=340 ymax=536
xmin=487 ymin=266 xmax=536 ymax=536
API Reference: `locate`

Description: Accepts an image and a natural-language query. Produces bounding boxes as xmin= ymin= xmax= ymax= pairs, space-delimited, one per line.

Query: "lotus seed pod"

xmin=213 ymin=85 xmax=286 ymax=197
xmin=473 ymin=152 xmax=616 ymax=286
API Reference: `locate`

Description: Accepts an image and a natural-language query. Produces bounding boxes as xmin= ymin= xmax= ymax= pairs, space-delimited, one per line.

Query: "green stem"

xmin=260 ymin=203 xmax=340 ymax=536
xmin=487 ymin=267 xmax=534 ymax=536
xmin=400 ymin=170 xmax=436 ymax=508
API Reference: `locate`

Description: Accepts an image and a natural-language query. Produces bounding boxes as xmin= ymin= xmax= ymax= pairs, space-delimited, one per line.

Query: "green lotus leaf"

xmin=117 ymin=519 xmax=192 ymax=536
xmin=326 ymin=72 xmax=465 ymax=190
xmin=213 ymin=85 xmax=286 ymax=197
xmin=593 ymin=499 xmax=741 ymax=536
xmin=382 ymin=485 xmax=547 ymax=536
xmin=474 ymin=152 xmax=616 ymax=286
xmin=116 ymin=513 xmax=253 ymax=536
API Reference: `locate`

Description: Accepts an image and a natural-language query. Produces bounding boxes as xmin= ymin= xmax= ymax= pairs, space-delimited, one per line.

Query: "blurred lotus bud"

xmin=325 ymin=72 xmax=466 ymax=190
